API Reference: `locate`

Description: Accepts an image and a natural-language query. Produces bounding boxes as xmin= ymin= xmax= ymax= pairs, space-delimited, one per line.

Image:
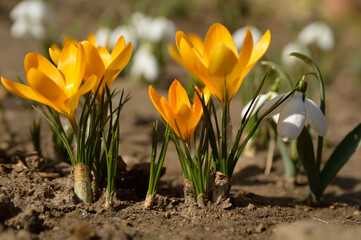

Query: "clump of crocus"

xmin=148 ymin=80 xmax=211 ymax=207
xmin=169 ymin=23 xmax=273 ymax=201
xmin=1 ymin=34 xmax=132 ymax=206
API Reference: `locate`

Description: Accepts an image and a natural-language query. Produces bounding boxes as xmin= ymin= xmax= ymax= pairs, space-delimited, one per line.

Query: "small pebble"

xmin=247 ymin=203 xmax=256 ymax=210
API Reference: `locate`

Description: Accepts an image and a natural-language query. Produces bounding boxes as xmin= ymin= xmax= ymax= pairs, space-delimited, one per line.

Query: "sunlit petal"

xmin=104 ymin=42 xmax=132 ymax=87
xmin=241 ymin=92 xmax=273 ymax=118
xmin=81 ymin=41 xmax=105 ymax=92
xmin=305 ymin=97 xmax=327 ymax=136
xmin=149 ymin=85 xmax=171 ymax=122
xmin=247 ymin=30 xmax=271 ymax=67
xmin=208 ymin=43 xmax=238 ymax=76
xmin=110 ymin=36 xmax=126 ymax=62
xmin=178 ymin=37 xmax=207 ymax=80
xmin=277 ymin=93 xmax=306 ymax=142
xmin=49 ymin=44 xmax=61 ymax=65
xmin=188 ymin=33 xmax=204 ymax=55
xmin=168 ymin=80 xmax=190 ymax=111
xmin=203 ymin=23 xmax=238 ymax=66
xmin=24 ymin=52 xmax=64 ymax=89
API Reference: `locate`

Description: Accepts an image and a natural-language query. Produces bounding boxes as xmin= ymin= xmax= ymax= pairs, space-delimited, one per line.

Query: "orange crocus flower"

xmin=172 ymin=23 xmax=271 ymax=104
xmin=149 ymin=80 xmax=210 ymax=143
xmin=1 ymin=43 xmax=97 ymax=130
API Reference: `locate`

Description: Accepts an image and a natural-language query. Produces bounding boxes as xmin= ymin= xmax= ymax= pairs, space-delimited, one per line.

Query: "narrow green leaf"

xmin=297 ymin=127 xmax=321 ymax=196
xmin=320 ymin=123 xmax=361 ymax=192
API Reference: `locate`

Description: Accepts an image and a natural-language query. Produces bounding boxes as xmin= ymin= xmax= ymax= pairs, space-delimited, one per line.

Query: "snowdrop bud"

xmin=305 ymin=98 xmax=327 ymax=136
xmin=281 ymin=42 xmax=310 ymax=67
xmin=277 ymin=92 xmax=306 ymax=142
xmin=298 ymin=22 xmax=335 ymax=51
xmin=232 ymin=26 xmax=262 ymax=51
xmin=130 ymin=44 xmax=159 ymax=82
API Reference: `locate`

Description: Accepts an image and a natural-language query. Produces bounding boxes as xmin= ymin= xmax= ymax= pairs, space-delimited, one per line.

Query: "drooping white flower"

xmin=297 ymin=22 xmax=335 ymax=51
xmin=241 ymin=92 xmax=278 ymax=120
xmin=232 ymin=26 xmax=262 ymax=51
xmin=258 ymin=92 xmax=327 ymax=142
xmin=281 ymin=42 xmax=310 ymax=67
xmin=130 ymin=44 xmax=159 ymax=82
xmin=10 ymin=0 xmax=56 ymax=40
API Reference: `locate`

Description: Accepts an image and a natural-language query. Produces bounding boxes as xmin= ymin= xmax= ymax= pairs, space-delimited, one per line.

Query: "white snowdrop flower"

xmin=95 ymin=27 xmax=111 ymax=48
xmin=297 ymin=22 xmax=335 ymax=51
xmin=241 ymin=92 xmax=278 ymax=119
xmin=258 ymin=92 xmax=327 ymax=142
xmin=130 ymin=44 xmax=159 ymax=83
xmin=281 ymin=42 xmax=310 ymax=67
xmin=131 ymin=12 xmax=176 ymax=43
xmin=110 ymin=25 xmax=137 ymax=49
xmin=10 ymin=0 xmax=55 ymax=40
xmin=232 ymin=26 xmax=262 ymax=51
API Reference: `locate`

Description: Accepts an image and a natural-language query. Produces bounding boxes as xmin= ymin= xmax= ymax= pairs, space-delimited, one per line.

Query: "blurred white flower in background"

xmin=131 ymin=12 xmax=176 ymax=43
xmin=95 ymin=12 xmax=176 ymax=82
xmin=297 ymin=22 xmax=335 ymax=51
xmin=94 ymin=27 xmax=111 ymax=48
xmin=232 ymin=26 xmax=262 ymax=51
xmin=110 ymin=25 xmax=137 ymax=49
xmin=130 ymin=44 xmax=159 ymax=83
xmin=258 ymin=92 xmax=327 ymax=142
xmin=10 ymin=0 xmax=56 ymax=40
xmin=281 ymin=42 xmax=310 ymax=67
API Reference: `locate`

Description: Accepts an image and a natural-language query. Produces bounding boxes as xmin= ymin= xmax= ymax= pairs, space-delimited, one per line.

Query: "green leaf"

xmin=320 ymin=123 xmax=361 ymax=192
xmin=297 ymin=127 xmax=321 ymax=196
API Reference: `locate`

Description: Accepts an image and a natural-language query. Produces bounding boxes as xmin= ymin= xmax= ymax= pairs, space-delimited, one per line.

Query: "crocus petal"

xmin=78 ymin=74 xmax=98 ymax=96
xmin=81 ymin=41 xmax=105 ymax=92
xmin=277 ymin=93 xmax=306 ymax=142
xmin=174 ymin=104 xmax=193 ymax=140
xmin=149 ymin=85 xmax=171 ymax=122
xmin=24 ymin=52 xmax=64 ymax=89
xmin=168 ymin=43 xmax=185 ymax=67
xmin=247 ymin=30 xmax=271 ymax=67
xmin=97 ymin=46 xmax=110 ymax=66
xmin=238 ymin=28 xmax=253 ymax=67
xmin=208 ymin=43 xmax=238 ymax=76
xmin=110 ymin=36 xmax=126 ymax=62
xmin=26 ymin=68 xmax=67 ymax=105
xmin=257 ymin=93 xmax=285 ymax=118
xmin=178 ymin=37 xmax=208 ymax=81
xmin=87 ymin=33 xmax=96 ymax=46
xmin=1 ymin=77 xmax=51 ymax=105
xmin=104 ymin=42 xmax=132 ymax=87
xmin=305 ymin=97 xmax=327 ymax=136
xmin=57 ymin=43 xmax=85 ymax=94
xmin=168 ymin=80 xmax=191 ymax=111
xmin=188 ymin=33 xmax=204 ymax=55
xmin=203 ymin=23 xmax=238 ymax=66
xmin=237 ymin=30 xmax=271 ymax=92
xmin=49 ymin=44 xmax=61 ymax=65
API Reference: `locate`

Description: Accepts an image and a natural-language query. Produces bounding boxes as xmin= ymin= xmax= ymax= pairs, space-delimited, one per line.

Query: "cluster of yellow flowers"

xmin=150 ymin=23 xmax=271 ymax=143
xmin=1 ymin=35 xmax=132 ymax=130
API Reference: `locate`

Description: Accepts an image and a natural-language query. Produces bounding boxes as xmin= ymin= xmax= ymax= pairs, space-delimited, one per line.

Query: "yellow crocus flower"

xmin=173 ymin=23 xmax=271 ymax=104
xmin=149 ymin=80 xmax=210 ymax=143
xmin=1 ymin=42 xmax=97 ymax=130
xmin=81 ymin=36 xmax=132 ymax=99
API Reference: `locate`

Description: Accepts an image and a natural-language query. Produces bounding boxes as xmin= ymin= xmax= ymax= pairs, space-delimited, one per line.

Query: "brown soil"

xmin=1 ymin=1 xmax=361 ymax=240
